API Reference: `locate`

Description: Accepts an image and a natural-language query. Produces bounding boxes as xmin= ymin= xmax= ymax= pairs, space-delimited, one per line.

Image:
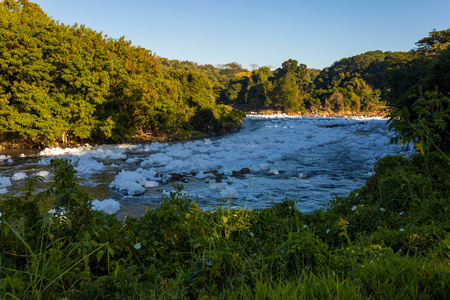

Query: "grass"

xmin=0 ymin=153 xmax=449 ymax=299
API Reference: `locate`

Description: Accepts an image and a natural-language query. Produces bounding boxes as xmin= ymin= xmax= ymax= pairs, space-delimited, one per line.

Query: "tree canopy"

xmin=1 ymin=0 xmax=449 ymax=151
xmin=0 ymin=0 xmax=244 ymax=147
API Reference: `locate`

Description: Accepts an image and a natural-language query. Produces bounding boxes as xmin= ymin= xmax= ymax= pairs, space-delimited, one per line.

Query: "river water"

xmin=0 ymin=114 xmax=413 ymax=216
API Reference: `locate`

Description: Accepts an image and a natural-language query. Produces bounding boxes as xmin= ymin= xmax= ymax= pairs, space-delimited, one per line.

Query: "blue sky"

xmin=33 ymin=0 xmax=449 ymax=70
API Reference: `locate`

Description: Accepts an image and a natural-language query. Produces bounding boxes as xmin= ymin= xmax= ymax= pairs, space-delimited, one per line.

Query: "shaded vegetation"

xmin=387 ymin=30 xmax=450 ymax=153
xmin=0 ymin=152 xmax=449 ymax=299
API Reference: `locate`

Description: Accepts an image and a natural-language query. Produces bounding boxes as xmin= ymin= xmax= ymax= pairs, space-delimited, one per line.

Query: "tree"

xmin=249 ymin=63 xmax=259 ymax=71
xmin=272 ymin=72 xmax=301 ymax=111
xmin=0 ymin=0 xmax=244 ymax=146
xmin=388 ymin=31 xmax=450 ymax=153
xmin=415 ymin=29 xmax=450 ymax=52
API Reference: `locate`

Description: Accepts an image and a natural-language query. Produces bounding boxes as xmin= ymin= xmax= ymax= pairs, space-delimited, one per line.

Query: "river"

xmin=0 ymin=114 xmax=414 ymax=217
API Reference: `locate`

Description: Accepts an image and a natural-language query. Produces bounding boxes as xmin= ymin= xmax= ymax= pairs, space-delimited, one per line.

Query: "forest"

xmin=1 ymin=0 xmax=450 ymax=150
xmin=0 ymin=0 xmax=245 ymax=148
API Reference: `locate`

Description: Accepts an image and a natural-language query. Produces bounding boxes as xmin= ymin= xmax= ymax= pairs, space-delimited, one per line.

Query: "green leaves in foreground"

xmin=1 ymin=154 xmax=449 ymax=298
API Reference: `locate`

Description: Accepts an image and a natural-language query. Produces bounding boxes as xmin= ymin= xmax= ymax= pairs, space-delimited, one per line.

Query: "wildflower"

xmin=380 ymin=207 xmax=386 ymax=212
xmin=303 ymin=225 xmax=307 ymax=229
xmin=326 ymin=229 xmax=330 ymax=234
xmin=361 ymin=265 xmax=365 ymax=268
xmin=352 ymin=206 xmax=357 ymax=211
xmin=399 ymin=228 xmax=404 ymax=232
xmin=134 ymin=243 xmax=142 ymax=250
xmin=355 ymin=193 xmax=359 ymax=197
xmin=399 ymin=211 xmax=404 ymax=216
xmin=249 ymin=232 xmax=254 ymax=237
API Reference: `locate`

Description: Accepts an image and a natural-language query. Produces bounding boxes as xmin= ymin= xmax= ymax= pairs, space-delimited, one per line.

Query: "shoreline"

xmin=245 ymin=106 xmax=392 ymax=119
xmin=0 ymin=108 xmax=392 ymax=150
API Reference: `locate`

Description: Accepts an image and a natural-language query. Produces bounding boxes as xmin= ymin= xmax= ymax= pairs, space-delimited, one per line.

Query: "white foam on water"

xmin=12 ymin=172 xmax=27 ymax=180
xmin=35 ymin=171 xmax=50 ymax=178
xmin=92 ymin=199 xmax=121 ymax=214
xmin=75 ymin=157 xmax=105 ymax=174
xmin=108 ymin=170 xmax=159 ymax=196
xmin=2 ymin=114 xmax=413 ymax=213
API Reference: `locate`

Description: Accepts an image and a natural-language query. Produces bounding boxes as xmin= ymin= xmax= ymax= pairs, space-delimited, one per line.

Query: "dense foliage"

xmin=0 ymin=154 xmax=448 ymax=299
xmin=1 ymin=0 xmax=449 ymax=147
xmin=216 ymin=30 xmax=450 ymax=117
xmin=0 ymin=0 xmax=244 ymax=147
xmin=386 ymin=29 xmax=450 ymax=152
xmin=216 ymin=52 xmax=393 ymax=113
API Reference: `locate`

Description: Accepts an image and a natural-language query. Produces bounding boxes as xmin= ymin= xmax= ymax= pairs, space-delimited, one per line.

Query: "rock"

xmin=231 ymin=168 xmax=250 ymax=178
xmin=214 ymin=173 xmax=227 ymax=183
xmin=169 ymin=173 xmax=189 ymax=182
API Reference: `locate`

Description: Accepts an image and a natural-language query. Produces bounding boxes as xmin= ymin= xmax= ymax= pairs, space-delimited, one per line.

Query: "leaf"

xmin=337 ymin=217 xmax=349 ymax=228
xmin=3 ymin=224 xmax=10 ymax=237
xmin=107 ymin=246 xmax=115 ymax=257
xmin=96 ymin=249 xmax=105 ymax=261
xmin=415 ymin=141 xmax=425 ymax=155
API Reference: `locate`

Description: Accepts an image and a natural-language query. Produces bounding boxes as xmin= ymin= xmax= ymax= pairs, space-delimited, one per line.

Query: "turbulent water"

xmin=0 ymin=114 xmax=413 ymax=216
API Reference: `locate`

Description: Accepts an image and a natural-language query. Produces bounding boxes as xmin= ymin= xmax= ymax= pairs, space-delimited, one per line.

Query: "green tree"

xmin=0 ymin=0 xmax=243 ymax=146
xmin=272 ymin=72 xmax=301 ymax=111
xmin=415 ymin=29 xmax=450 ymax=52
xmin=387 ymin=31 xmax=450 ymax=152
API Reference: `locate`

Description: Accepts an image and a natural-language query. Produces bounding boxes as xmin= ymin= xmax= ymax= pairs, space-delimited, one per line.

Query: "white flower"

xmin=352 ymin=206 xmax=357 ymax=211
xmin=380 ymin=208 xmax=386 ymax=212
xmin=303 ymin=225 xmax=307 ymax=229
xmin=249 ymin=232 xmax=254 ymax=237
xmin=399 ymin=228 xmax=404 ymax=232
xmin=361 ymin=265 xmax=365 ymax=268
xmin=355 ymin=193 xmax=359 ymax=197
xmin=134 ymin=243 xmax=142 ymax=250
xmin=326 ymin=229 xmax=330 ymax=234
xmin=399 ymin=211 xmax=404 ymax=216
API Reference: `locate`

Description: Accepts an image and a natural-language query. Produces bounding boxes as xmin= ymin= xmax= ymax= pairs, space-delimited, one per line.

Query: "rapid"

xmin=0 ymin=114 xmax=414 ymax=217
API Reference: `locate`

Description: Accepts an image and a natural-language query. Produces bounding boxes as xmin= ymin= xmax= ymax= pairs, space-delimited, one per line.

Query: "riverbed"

xmin=0 ymin=114 xmax=414 ymax=216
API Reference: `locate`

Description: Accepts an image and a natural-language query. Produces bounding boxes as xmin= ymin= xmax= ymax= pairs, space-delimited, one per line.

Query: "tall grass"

xmin=0 ymin=153 xmax=449 ymax=299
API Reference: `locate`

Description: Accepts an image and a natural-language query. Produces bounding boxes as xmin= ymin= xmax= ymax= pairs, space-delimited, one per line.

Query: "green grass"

xmin=0 ymin=153 xmax=449 ymax=299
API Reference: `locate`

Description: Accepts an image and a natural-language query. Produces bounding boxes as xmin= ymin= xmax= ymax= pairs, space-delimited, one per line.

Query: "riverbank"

xmin=246 ymin=106 xmax=392 ymax=119
xmin=0 ymin=131 xmax=220 ymax=150
xmin=0 ymin=117 xmax=244 ymax=150
xmin=0 ymin=107 xmax=390 ymax=150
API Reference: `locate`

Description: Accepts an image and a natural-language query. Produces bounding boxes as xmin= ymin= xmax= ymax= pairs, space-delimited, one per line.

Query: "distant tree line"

xmin=165 ymin=28 xmax=449 ymax=151
xmin=164 ymin=30 xmax=448 ymax=120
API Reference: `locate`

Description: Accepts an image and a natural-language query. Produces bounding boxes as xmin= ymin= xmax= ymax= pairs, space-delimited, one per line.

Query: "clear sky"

xmin=32 ymin=0 xmax=449 ymax=70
